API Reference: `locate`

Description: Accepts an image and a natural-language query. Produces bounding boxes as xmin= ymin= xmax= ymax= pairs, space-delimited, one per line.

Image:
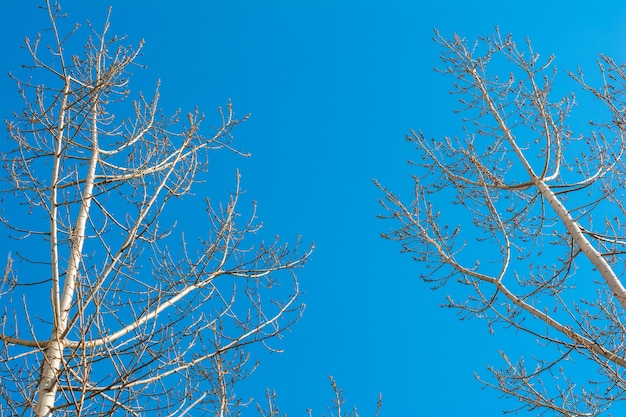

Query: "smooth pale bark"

xmin=34 ymin=83 xmax=100 ymax=417
xmin=2 ymin=5 xmax=309 ymax=415
xmin=50 ymin=77 xmax=70 ymax=320
xmin=534 ymin=178 xmax=626 ymax=308
xmin=470 ymin=61 xmax=626 ymax=309
xmin=378 ymin=30 xmax=626 ymax=415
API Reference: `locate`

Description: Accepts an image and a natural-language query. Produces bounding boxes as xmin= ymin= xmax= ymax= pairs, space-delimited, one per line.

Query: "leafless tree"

xmin=256 ymin=376 xmax=382 ymax=417
xmin=377 ymin=29 xmax=626 ymax=416
xmin=0 ymin=2 xmax=311 ymax=416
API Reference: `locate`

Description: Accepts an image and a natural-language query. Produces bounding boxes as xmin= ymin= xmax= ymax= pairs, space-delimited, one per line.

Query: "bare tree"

xmin=257 ymin=377 xmax=382 ymax=417
xmin=0 ymin=2 xmax=311 ymax=416
xmin=377 ymin=29 xmax=626 ymax=416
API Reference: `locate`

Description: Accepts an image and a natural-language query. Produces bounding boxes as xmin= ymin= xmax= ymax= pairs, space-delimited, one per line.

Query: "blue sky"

xmin=3 ymin=1 xmax=626 ymax=416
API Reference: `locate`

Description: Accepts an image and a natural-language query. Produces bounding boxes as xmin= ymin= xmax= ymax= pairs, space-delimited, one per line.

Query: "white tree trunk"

xmin=534 ymin=178 xmax=626 ymax=309
xmin=35 ymin=85 xmax=100 ymax=416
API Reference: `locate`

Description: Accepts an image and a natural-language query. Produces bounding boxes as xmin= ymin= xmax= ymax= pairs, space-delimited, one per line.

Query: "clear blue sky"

xmin=2 ymin=1 xmax=626 ymax=416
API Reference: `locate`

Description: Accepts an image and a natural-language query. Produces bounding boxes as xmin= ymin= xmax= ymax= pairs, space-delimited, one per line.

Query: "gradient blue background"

xmin=2 ymin=1 xmax=626 ymax=416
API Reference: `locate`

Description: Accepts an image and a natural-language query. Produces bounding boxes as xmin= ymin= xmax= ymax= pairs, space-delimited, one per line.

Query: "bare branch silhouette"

xmin=0 ymin=2 xmax=311 ymax=415
xmin=377 ymin=28 xmax=626 ymax=416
